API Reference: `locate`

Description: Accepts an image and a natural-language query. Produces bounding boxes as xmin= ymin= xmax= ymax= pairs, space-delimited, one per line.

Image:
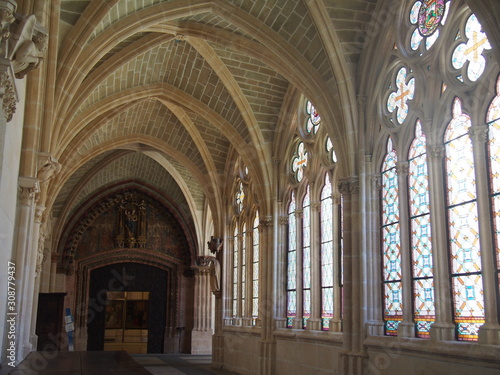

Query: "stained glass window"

xmin=292 ymin=142 xmax=308 ymax=182
xmin=408 ymin=120 xmax=435 ymax=338
xmin=451 ymin=14 xmax=492 ymax=82
xmin=326 ymin=137 xmax=338 ymax=163
xmin=409 ymin=0 xmax=450 ymax=51
xmin=381 ymin=137 xmax=402 ymax=336
xmin=252 ymin=214 xmax=260 ymax=325
xmin=387 ymin=67 xmax=415 ymax=124
xmin=287 ymin=193 xmax=297 ymax=328
xmin=302 ymin=186 xmax=311 ymax=329
xmin=445 ymin=97 xmax=484 ymax=341
xmin=236 ymin=182 xmax=245 ymax=213
xmin=241 ymin=223 xmax=247 ymax=317
xmin=487 ymin=77 xmax=500 ymax=297
xmin=306 ymin=100 xmax=321 ymax=134
xmin=233 ymin=226 xmax=239 ymax=318
xmin=321 ymin=174 xmax=334 ymax=330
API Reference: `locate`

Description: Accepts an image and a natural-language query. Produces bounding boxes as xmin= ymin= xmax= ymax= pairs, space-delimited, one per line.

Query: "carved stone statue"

xmin=207 ymin=236 xmax=223 ymax=254
xmin=8 ymin=13 xmax=48 ymax=78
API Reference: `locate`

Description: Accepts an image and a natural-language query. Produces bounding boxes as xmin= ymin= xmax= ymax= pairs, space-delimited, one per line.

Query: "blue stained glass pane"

xmin=452 ymin=275 xmax=485 ymax=341
xmin=382 ymin=224 xmax=401 ymax=281
xmin=449 ymin=202 xmax=482 ymax=274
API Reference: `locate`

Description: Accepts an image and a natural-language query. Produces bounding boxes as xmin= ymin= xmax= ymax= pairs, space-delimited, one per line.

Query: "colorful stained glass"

xmin=321 ymin=175 xmax=334 ymax=330
xmin=236 ymin=182 xmax=244 ymax=212
xmin=326 ymin=137 xmax=338 ymax=163
xmin=487 ymin=77 xmax=500 ymax=282
xmin=387 ymin=67 xmax=415 ymax=124
xmin=381 ymin=137 xmax=402 ymax=336
xmin=233 ymin=227 xmax=239 ymax=318
xmin=241 ymin=223 xmax=246 ymax=314
xmin=445 ymin=97 xmax=484 ymax=341
xmin=409 ymin=1 xmax=449 ymax=51
xmin=303 ymin=187 xmax=311 ymax=329
xmin=418 ymin=0 xmax=446 ymax=36
xmin=287 ymin=194 xmax=297 ymax=328
xmin=384 ymin=282 xmax=403 ymax=336
xmin=292 ymin=142 xmax=308 ymax=182
xmin=452 ymin=275 xmax=485 ymax=341
xmin=306 ymin=100 xmax=321 ymax=134
xmin=408 ymin=121 xmax=435 ymax=338
xmin=252 ymin=214 xmax=259 ymax=324
xmin=451 ymin=14 xmax=492 ymax=82
xmin=414 ymin=278 xmax=435 ymax=338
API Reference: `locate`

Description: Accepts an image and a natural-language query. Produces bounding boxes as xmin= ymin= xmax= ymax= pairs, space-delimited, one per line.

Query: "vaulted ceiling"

xmin=47 ymin=0 xmax=378 ymax=251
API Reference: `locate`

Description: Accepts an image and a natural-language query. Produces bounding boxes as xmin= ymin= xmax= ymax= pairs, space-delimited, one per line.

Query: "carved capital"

xmin=311 ymin=201 xmax=321 ymax=212
xmin=469 ymin=125 xmax=488 ymax=144
xmin=428 ymin=145 xmax=445 ymax=160
xmin=371 ymin=175 xmax=382 ymax=191
xmin=18 ymin=176 xmax=39 ymax=206
xmin=338 ymin=177 xmax=359 ymax=195
xmin=295 ymin=209 xmax=303 ymax=219
xmin=333 ymin=192 xmax=341 ymax=205
xmin=278 ymin=215 xmax=288 ymax=225
xmin=259 ymin=216 xmax=273 ymax=228
xmin=396 ymin=162 xmax=409 ymax=176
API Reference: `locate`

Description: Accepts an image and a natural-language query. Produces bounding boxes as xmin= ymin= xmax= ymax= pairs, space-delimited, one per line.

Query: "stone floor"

xmin=131 ymin=354 xmax=233 ymax=375
xmin=3 ymin=352 xmax=235 ymax=375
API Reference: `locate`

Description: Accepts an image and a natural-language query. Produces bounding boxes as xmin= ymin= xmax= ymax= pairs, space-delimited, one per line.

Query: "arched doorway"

xmin=86 ymin=262 xmax=168 ymax=353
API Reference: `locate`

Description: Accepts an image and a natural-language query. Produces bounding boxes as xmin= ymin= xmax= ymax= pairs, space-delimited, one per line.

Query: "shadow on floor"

xmin=131 ymin=354 xmax=237 ymax=375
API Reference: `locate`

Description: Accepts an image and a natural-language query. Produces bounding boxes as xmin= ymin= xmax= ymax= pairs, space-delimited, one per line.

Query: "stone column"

xmin=330 ymin=192 xmax=342 ymax=332
xmin=426 ymin=143 xmax=455 ymax=341
xmin=258 ymin=216 xmax=275 ymax=375
xmin=15 ymin=177 xmax=39 ymax=361
xmin=274 ymin=214 xmax=287 ymax=329
xmin=395 ymin=162 xmax=414 ymax=337
xmin=307 ymin=200 xmax=322 ymax=331
xmin=190 ymin=257 xmax=214 ymax=354
xmin=27 ymin=204 xmax=45 ymax=351
xmin=292 ymin=209 xmax=303 ymax=329
xmin=470 ymin=125 xmax=500 ymax=344
xmin=339 ymin=177 xmax=366 ymax=374
xmin=364 ymin=174 xmax=385 ymax=335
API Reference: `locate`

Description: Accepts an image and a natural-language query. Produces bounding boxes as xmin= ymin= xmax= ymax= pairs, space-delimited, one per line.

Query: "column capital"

xmin=338 ymin=177 xmax=359 ymax=195
xmin=396 ymin=161 xmax=409 ymax=176
xmin=469 ymin=125 xmax=489 ymax=144
xmin=371 ymin=174 xmax=382 ymax=191
xmin=278 ymin=215 xmax=288 ymax=226
xmin=428 ymin=145 xmax=445 ymax=160
xmin=18 ymin=176 xmax=39 ymax=206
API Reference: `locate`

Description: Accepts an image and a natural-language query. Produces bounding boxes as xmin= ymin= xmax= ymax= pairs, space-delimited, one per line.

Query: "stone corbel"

xmin=207 ymin=236 xmax=223 ymax=254
xmin=37 ymin=152 xmax=62 ymax=182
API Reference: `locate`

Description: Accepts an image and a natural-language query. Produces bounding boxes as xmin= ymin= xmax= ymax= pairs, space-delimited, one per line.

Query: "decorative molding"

xmin=0 ymin=70 xmax=16 ymax=121
xmin=34 ymin=204 xmax=45 ymax=223
xmin=396 ymin=162 xmax=409 ymax=176
xmin=35 ymin=223 xmax=47 ymax=277
xmin=259 ymin=216 xmax=273 ymax=227
xmin=469 ymin=125 xmax=488 ymax=143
